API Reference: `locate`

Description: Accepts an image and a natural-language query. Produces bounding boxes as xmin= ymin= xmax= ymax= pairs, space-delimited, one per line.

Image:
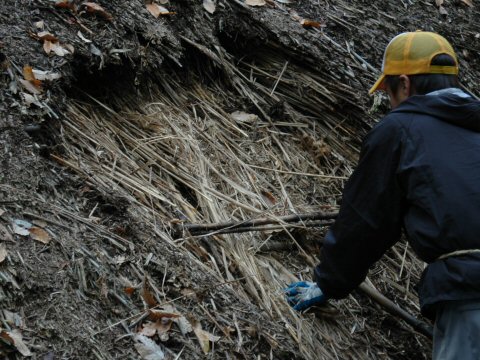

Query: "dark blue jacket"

xmin=314 ymin=89 xmax=480 ymax=318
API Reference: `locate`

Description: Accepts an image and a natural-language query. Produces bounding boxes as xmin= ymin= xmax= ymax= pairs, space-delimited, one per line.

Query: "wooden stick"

xmin=180 ymin=211 xmax=338 ymax=234
xmin=358 ymin=283 xmax=433 ymax=339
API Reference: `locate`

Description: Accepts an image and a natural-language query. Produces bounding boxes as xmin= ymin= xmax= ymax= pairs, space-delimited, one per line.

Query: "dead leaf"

xmin=435 ymin=0 xmax=443 ymax=6
xmin=245 ymin=0 xmax=266 ymax=6
xmin=146 ymin=3 xmax=175 ymax=17
xmin=134 ymin=334 xmax=165 ymax=360
xmin=0 ymin=244 xmax=7 ymax=263
xmin=191 ymin=320 xmax=220 ymax=354
xmin=44 ymin=40 xmax=72 ymax=57
xmin=23 ymin=66 xmax=43 ymax=92
xmin=148 ymin=309 xmax=181 ymax=321
xmin=29 ymin=227 xmax=51 ymax=244
xmin=3 ymin=330 xmax=32 ymax=357
xmin=260 ymin=190 xmax=276 ymax=206
xmin=31 ymin=219 xmax=48 ymax=228
xmin=32 ymin=70 xmax=62 ymax=81
xmin=203 ymin=0 xmax=216 ymax=13
xmin=12 ymin=219 xmax=32 ymax=236
xmin=141 ymin=278 xmax=158 ymax=308
xmin=124 ymin=286 xmax=136 ymax=296
xmin=230 ymin=111 xmax=258 ymax=124
xmin=300 ymin=19 xmax=322 ymax=28
xmin=55 ymin=0 xmax=77 ymax=11
xmin=21 ymin=92 xmax=41 ymax=107
xmin=140 ymin=319 xmax=173 ymax=341
xmin=81 ymin=2 xmax=113 ymax=21
xmin=37 ymin=31 xmax=58 ymax=42
xmin=461 ymin=0 xmax=473 ymax=6
xmin=77 ymin=31 xmax=92 ymax=43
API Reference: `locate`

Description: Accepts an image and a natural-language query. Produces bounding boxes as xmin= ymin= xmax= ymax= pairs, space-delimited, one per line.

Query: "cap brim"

xmin=368 ymin=74 xmax=386 ymax=95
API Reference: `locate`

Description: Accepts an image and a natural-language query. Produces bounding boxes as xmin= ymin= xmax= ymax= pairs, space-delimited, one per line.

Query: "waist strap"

xmin=437 ymin=249 xmax=480 ymax=261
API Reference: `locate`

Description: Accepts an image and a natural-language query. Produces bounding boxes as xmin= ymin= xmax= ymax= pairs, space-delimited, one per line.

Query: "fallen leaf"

xmin=23 ymin=66 xmax=43 ymax=91
xmin=37 ymin=31 xmax=58 ymax=42
xmin=44 ymin=40 xmax=72 ymax=57
xmin=0 ymin=243 xmax=7 ymax=263
xmin=140 ymin=319 xmax=173 ymax=341
xmin=260 ymin=190 xmax=276 ymax=207
xmin=81 ymin=2 xmax=113 ymax=21
xmin=29 ymin=227 xmax=51 ymax=244
xmin=32 ymin=70 xmax=62 ymax=81
xmin=230 ymin=111 xmax=258 ymax=124
xmin=4 ymin=330 xmax=32 ymax=357
xmin=146 ymin=3 xmax=175 ymax=17
xmin=245 ymin=0 xmax=266 ymax=6
xmin=439 ymin=5 xmax=448 ymax=14
xmin=31 ymin=219 xmax=48 ymax=228
xmin=435 ymin=0 xmax=443 ymax=5
xmin=203 ymin=0 xmax=216 ymax=13
xmin=191 ymin=320 xmax=220 ymax=354
xmin=141 ymin=278 xmax=158 ymax=308
xmin=55 ymin=0 xmax=77 ymax=11
xmin=148 ymin=309 xmax=181 ymax=321
xmin=12 ymin=219 xmax=32 ymax=236
xmin=300 ymin=19 xmax=322 ymax=28
xmin=461 ymin=0 xmax=473 ymax=6
xmin=134 ymin=334 xmax=165 ymax=360
xmin=21 ymin=92 xmax=41 ymax=107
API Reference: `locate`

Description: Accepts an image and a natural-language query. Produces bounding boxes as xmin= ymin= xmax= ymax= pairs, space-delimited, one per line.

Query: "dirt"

xmin=0 ymin=0 xmax=479 ymax=359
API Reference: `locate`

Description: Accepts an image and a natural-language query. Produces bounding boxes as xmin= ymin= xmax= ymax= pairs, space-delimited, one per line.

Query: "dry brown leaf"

xmin=29 ymin=227 xmax=51 ymax=244
xmin=140 ymin=319 xmax=173 ymax=341
xmin=0 ymin=244 xmax=7 ymax=263
xmin=82 ymin=2 xmax=113 ymax=21
xmin=148 ymin=309 xmax=181 ymax=321
xmin=245 ymin=0 xmax=266 ymax=6
xmin=146 ymin=3 xmax=175 ymax=17
xmin=23 ymin=66 xmax=43 ymax=89
xmin=55 ymin=0 xmax=77 ymax=11
xmin=37 ymin=31 xmax=58 ymax=42
xmin=461 ymin=0 xmax=473 ymax=6
xmin=300 ymin=19 xmax=322 ymax=28
xmin=44 ymin=40 xmax=72 ymax=57
xmin=192 ymin=320 xmax=220 ymax=354
xmin=203 ymin=0 xmax=216 ymax=13
xmin=141 ymin=279 xmax=158 ymax=308
xmin=260 ymin=190 xmax=276 ymax=207
xmin=124 ymin=286 xmax=136 ymax=296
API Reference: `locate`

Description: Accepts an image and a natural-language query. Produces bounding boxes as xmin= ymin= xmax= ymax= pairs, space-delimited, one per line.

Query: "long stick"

xmin=179 ymin=211 xmax=338 ymax=234
xmin=358 ymin=283 xmax=433 ymax=339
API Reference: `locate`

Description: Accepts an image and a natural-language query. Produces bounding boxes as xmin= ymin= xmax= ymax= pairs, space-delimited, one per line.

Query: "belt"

xmin=437 ymin=249 xmax=480 ymax=261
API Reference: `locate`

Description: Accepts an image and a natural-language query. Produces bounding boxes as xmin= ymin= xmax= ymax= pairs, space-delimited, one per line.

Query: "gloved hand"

xmin=285 ymin=281 xmax=326 ymax=311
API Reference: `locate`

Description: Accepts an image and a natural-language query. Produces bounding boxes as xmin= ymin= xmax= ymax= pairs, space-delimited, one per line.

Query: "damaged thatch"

xmin=0 ymin=0 xmax=479 ymax=358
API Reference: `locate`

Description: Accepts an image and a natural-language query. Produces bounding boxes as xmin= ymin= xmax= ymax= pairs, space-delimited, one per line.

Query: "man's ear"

xmin=398 ymin=75 xmax=411 ymax=97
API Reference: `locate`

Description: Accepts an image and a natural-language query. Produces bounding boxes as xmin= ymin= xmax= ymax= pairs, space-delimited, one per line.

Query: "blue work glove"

xmin=285 ymin=281 xmax=326 ymax=311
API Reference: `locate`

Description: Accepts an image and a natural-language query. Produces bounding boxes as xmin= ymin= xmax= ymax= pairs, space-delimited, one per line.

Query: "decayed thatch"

xmin=55 ymin=46 xmax=429 ymax=358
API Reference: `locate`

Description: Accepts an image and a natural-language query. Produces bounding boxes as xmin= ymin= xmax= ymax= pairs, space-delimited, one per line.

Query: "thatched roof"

xmin=1 ymin=0 xmax=479 ymax=358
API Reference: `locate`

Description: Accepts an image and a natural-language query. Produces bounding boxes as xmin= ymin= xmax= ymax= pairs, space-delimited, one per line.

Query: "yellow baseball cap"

xmin=369 ymin=31 xmax=459 ymax=94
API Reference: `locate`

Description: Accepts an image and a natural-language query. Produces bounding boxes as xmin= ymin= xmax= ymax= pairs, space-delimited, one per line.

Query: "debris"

xmin=134 ymin=334 xmax=165 ymax=360
xmin=245 ymin=0 xmax=266 ymax=5
xmin=55 ymin=0 xmax=77 ymax=11
xmin=0 ymin=243 xmax=7 ymax=263
xmin=300 ymin=19 xmax=322 ymax=28
xmin=32 ymin=69 xmax=62 ymax=81
xmin=139 ymin=319 xmax=173 ymax=341
xmin=230 ymin=111 xmax=258 ymax=124
xmin=0 ymin=223 xmax=13 ymax=242
xmin=146 ymin=3 xmax=175 ymax=17
xmin=203 ymin=0 xmax=216 ymax=14
xmin=260 ymin=190 xmax=277 ymax=207
xmin=461 ymin=0 xmax=473 ymax=6
xmin=77 ymin=31 xmax=92 ymax=43
xmin=0 ymin=329 xmax=32 ymax=357
xmin=28 ymin=227 xmax=51 ymax=244
xmin=81 ymin=2 xmax=113 ymax=21
xmin=12 ymin=219 xmax=32 ymax=236
xmin=191 ymin=319 xmax=221 ymax=354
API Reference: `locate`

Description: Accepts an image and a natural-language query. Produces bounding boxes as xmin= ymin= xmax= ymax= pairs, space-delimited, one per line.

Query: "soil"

xmin=0 ymin=0 xmax=479 ymax=359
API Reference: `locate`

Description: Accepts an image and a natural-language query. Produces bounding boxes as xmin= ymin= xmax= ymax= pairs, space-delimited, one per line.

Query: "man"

xmin=286 ymin=31 xmax=480 ymax=359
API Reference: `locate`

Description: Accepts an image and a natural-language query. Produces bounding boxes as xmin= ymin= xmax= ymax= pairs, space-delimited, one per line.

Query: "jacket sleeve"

xmin=314 ymin=117 xmax=406 ymax=299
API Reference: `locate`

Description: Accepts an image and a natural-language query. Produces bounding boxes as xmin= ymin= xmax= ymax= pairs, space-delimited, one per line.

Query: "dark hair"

xmin=384 ymin=54 xmax=460 ymax=95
